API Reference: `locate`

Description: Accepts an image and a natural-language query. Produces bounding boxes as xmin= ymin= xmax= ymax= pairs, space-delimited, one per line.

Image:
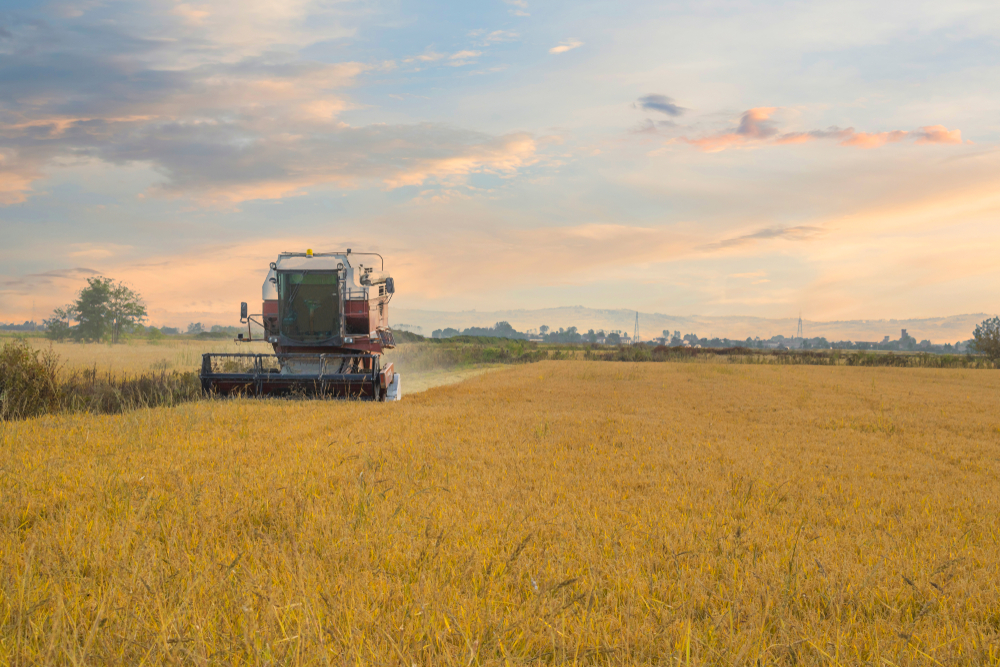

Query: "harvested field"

xmin=2 ymin=361 xmax=999 ymax=664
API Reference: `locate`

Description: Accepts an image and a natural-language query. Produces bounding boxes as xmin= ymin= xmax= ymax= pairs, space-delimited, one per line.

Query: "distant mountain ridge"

xmin=392 ymin=306 xmax=992 ymax=344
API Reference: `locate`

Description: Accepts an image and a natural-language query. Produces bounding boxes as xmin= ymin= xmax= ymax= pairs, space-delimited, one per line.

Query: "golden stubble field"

xmin=2 ymin=361 xmax=999 ymax=665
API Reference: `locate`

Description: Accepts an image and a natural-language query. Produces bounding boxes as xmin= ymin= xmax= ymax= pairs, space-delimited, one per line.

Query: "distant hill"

xmin=392 ymin=307 xmax=991 ymax=344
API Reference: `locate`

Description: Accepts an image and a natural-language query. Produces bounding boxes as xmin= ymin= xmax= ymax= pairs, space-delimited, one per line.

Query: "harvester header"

xmin=199 ymin=249 xmax=401 ymax=401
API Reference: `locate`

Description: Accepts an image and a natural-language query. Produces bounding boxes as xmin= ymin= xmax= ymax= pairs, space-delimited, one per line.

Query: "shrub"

xmin=0 ymin=340 xmax=62 ymax=421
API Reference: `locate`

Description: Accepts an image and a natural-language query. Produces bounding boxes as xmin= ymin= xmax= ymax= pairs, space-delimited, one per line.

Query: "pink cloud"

xmin=914 ymin=125 xmax=963 ymax=145
xmin=683 ymin=107 xmax=778 ymax=152
xmin=684 ymin=133 xmax=747 ymax=152
xmin=838 ymin=130 xmax=909 ymax=149
xmin=681 ymin=110 xmax=963 ymax=153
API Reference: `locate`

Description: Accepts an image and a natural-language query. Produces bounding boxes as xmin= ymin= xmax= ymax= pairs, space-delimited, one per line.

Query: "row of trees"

xmin=427 ymin=318 xmax=1000 ymax=360
xmin=431 ymin=322 xmax=626 ymax=344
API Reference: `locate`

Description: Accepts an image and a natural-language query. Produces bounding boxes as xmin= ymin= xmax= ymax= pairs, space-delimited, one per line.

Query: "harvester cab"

xmin=199 ymin=249 xmax=401 ymax=401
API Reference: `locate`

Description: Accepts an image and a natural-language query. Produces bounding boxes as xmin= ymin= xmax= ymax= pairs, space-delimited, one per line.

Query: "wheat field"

xmin=2 ymin=361 xmax=999 ymax=665
xmin=24 ymin=339 xmax=248 ymax=374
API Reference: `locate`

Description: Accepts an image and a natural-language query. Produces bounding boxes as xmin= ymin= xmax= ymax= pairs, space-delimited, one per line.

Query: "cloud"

xmin=0 ymin=29 xmax=539 ymax=206
xmin=635 ymin=94 xmax=685 ymax=117
xmin=504 ymin=0 xmax=530 ymax=16
xmin=447 ymin=50 xmax=482 ymax=66
xmin=838 ymin=130 xmax=909 ymax=149
xmin=704 ymin=225 xmax=824 ymax=250
xmin=1 ymin=268 xmax=100 ymax=303
xmin=24 ymin=267 xmax=100 ymax=280
xmin=406 ymin=49 xmax=482 ymax=67
xmin=549 ymin=40 xmax=583 ymax=54
xmin=382 ymin=133 xmax=537 ymax=189
xmin=68 ymin=243 xmax=134 ymax=259
xmin=475 ymin=30 xmax=519 ymax=46
xmin=171 ymin=4 xmax=210 ymax=26
xmin=0 ymin=151 xmax=40 ymax=204
xmin=914 ymin=125 xmax=963 ymax=145
xmin=682 ymin=107 xmax=776 ymax=151
xmin=404 ymin=51 xmax=446 ymax=63
xmin=735 ymin=107 xmax=779 ymax=138
xmin=682 ymin=108 xmax=963 ymax=153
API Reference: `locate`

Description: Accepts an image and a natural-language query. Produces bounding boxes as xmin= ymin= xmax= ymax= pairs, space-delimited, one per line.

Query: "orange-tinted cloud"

xmin=0 ymin=151 xmax=41 ymax=205
xmin=683 ymin=107 xmax=777 ymax=152
xmin=683 ymin=109 xmax=962 ymax=153
xmin=914 ymin=125 xmax=963 ymax=144
xmin=383 ymin=133 xmax=537 ymax=189
xmin=838 ymin=130 xmax=908 ymax=148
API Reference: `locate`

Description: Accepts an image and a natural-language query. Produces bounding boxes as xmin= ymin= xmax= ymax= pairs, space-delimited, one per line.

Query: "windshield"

xmin=278 ymin=271 xmax=340 ymax=341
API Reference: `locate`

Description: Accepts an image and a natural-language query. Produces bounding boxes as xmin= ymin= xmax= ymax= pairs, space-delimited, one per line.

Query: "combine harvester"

xmin=199 ymin=249 xmax=402 ymax=401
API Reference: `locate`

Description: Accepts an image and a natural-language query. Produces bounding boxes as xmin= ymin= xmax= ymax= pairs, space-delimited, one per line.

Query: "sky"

xmin=1 ymin=0 xmax=999 ymax=329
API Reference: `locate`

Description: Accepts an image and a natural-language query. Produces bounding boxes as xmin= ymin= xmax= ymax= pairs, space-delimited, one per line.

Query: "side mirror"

xmin=240 ymin=302 xmax=248 ymax=321
xmin=385 ymin=277 xmax=395 ymax=294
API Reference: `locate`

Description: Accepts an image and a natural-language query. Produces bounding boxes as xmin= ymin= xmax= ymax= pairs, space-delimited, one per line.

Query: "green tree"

xmin=107 ymin=281 xmax=147 ymax=343
xmin=71 ymin=277 xmax=113 ymax=341
xmin=972 ymin=316 xmax=1000 ymax=362
xmin=43 ymin=307 xmax=72 ymax=341
xmin=47 ymin=277 xmax=147 ymax=343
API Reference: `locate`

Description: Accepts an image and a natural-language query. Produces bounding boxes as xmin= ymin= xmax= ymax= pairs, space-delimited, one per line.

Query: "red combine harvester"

xmin=199 ymin=249 xmax=401 ymax=400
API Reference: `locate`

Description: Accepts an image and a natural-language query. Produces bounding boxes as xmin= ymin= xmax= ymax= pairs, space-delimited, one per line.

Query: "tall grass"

xmin=0 ymin=339 xmax=201 ymax=421
xmin=0 ymin=340 xmax=61 ymax=420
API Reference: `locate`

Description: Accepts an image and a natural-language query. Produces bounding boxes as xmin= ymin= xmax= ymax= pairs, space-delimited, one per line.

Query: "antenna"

xmin=797 ymin=312 xmax=804 ymax=345
xmin=634 ymin=311 xmax=639 ymax=344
